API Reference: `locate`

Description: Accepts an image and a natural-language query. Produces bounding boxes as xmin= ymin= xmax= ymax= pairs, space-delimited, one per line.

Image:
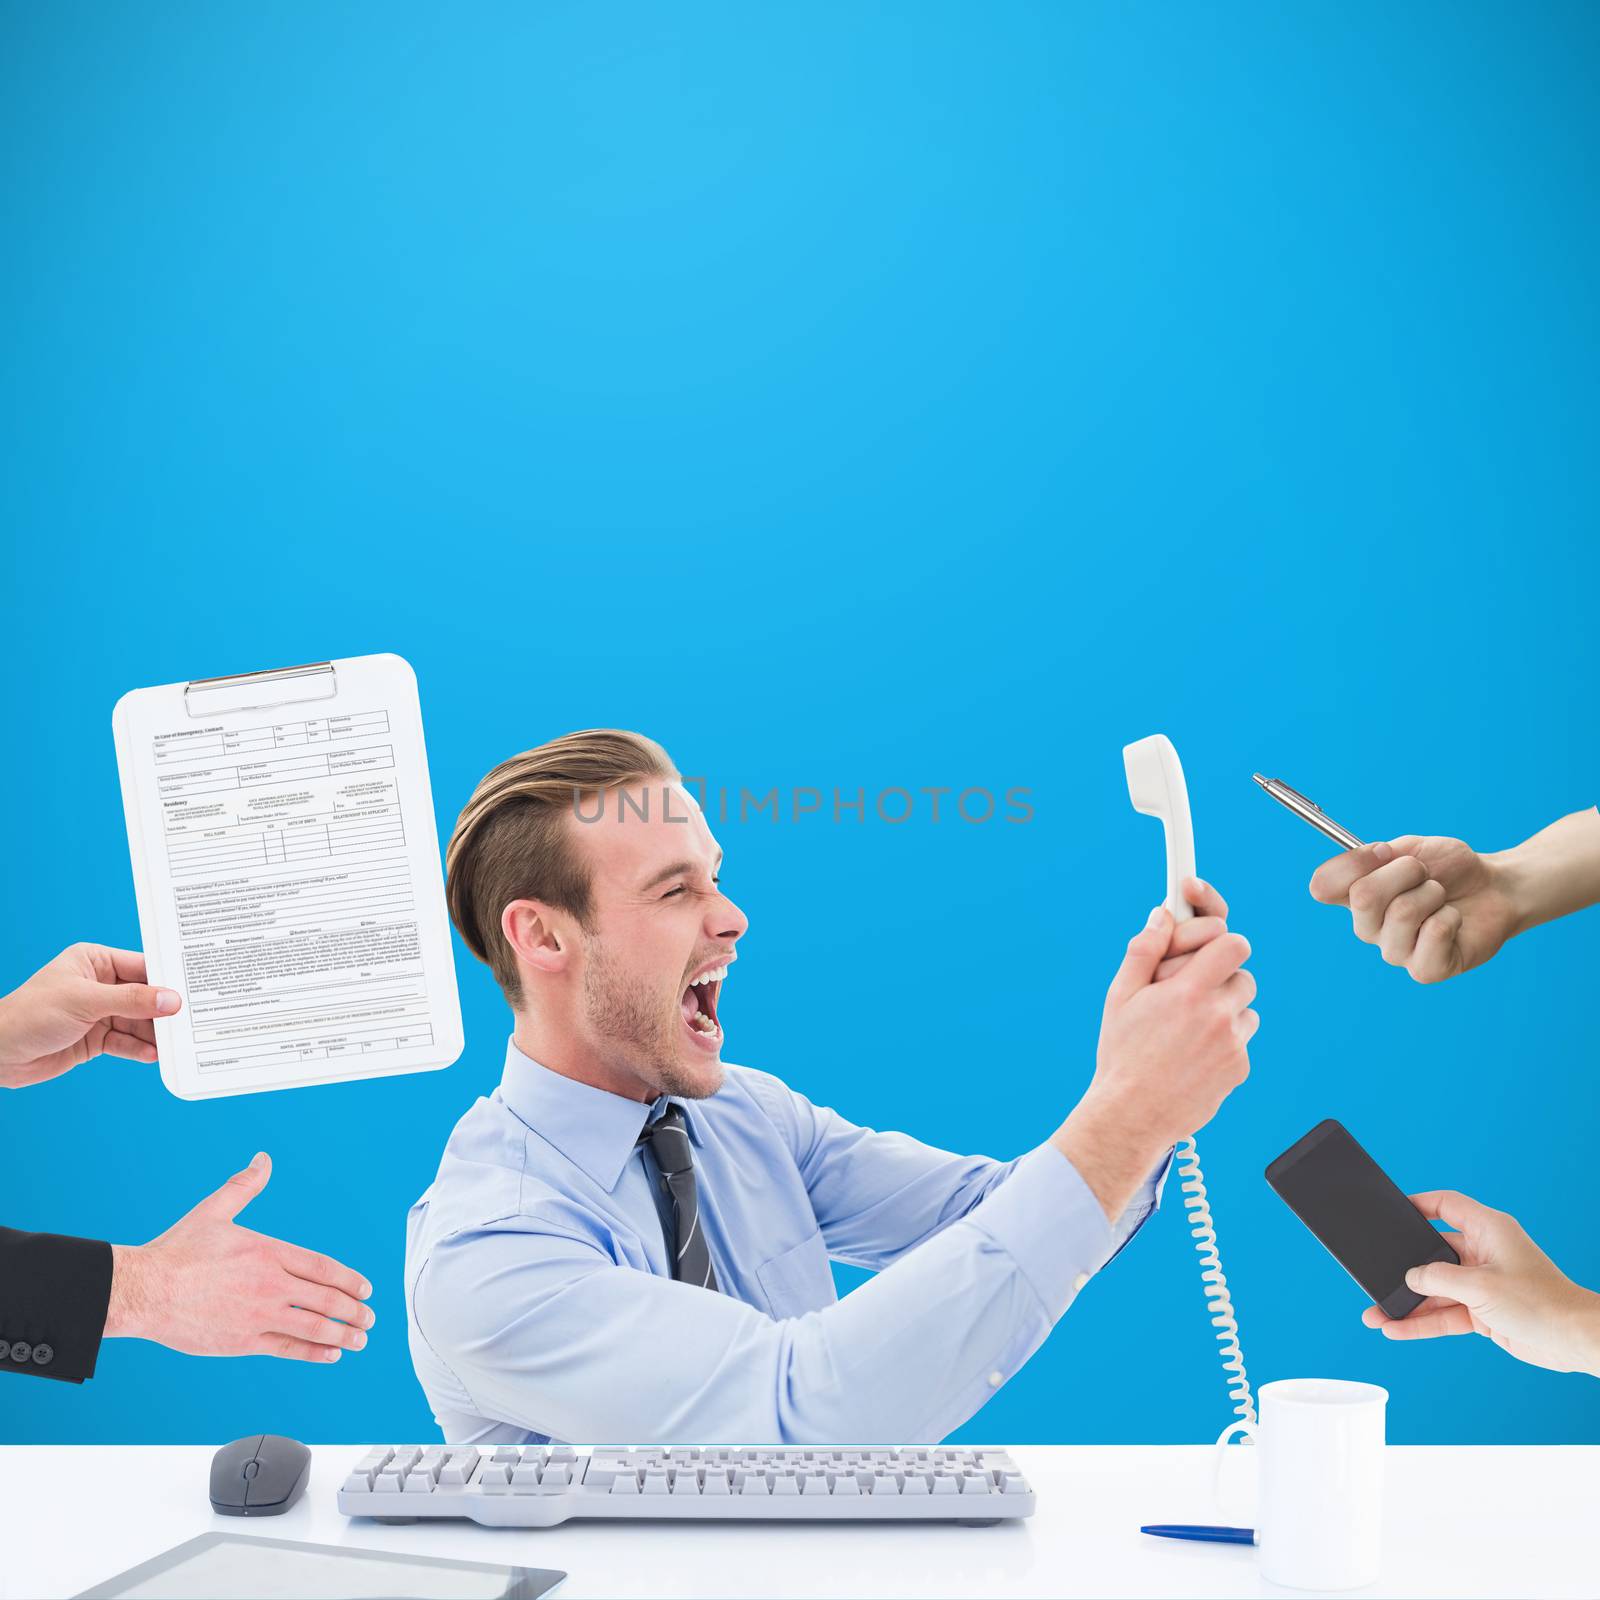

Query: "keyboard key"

xmin=960 ymin=1474 xmax=991 ymax=1495
xmin=831 ymin=1475 xmax=859 ymax=1497
xmin=375 ymin=1469 xmax=406 ymax=1494
xmin=671 ymin=1470 xmax=699 ymax=1496
xmin=902 ymin=1475 xmax=929 ymax=1496
xmin=703 ymin=1469 xmax=731 ymax=1495
xmin=402 ymin=1472 xmax=433 ymax=1494
xmin=741 ymin=1474 xmax=770 ymax=1496
xmin=642 ymin=1471 xmax=670 ymax=1496
xmin=611 ymin=1474 xmax=639 ymax=1495
xmin=931 ymin=1475 xmax=959 ymax=1496
xmin=342 ymin=1471 xmax=373 ymax=1494
xmin=871 ymin=1474 xmax=900 ymax=1496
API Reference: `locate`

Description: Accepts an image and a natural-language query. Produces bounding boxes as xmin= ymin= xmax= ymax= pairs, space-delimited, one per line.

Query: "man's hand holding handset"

xmin=1057 ymin=879 xmax=1256 ymax=1221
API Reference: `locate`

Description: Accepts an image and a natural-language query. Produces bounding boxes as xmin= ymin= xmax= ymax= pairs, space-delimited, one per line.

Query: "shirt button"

xmin=987 ymin=1370 xmax=1003 ymax=1389
xmin=31 ymin=1345 xmax=53 ymax=1367
xmin=1073 ymin=1272 xmax=1090 ymax=1293
xmin=10 ymin=1341 xmax=32 ymax=1364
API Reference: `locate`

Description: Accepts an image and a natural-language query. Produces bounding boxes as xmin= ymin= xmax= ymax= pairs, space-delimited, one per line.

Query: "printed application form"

xmin=114 ymin=655 xmax=464 ymax=1099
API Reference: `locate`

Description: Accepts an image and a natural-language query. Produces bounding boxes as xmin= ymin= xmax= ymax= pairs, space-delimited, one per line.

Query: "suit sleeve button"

xmin=31 ymin=1345 xmax=53 ymax=1366
xmin=10 ymin=1341 xmax=33 ymax=1363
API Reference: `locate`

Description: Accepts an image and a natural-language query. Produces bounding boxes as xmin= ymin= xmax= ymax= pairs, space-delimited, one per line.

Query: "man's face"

xmin=569 ymin=781 xmax=746 ymax=1100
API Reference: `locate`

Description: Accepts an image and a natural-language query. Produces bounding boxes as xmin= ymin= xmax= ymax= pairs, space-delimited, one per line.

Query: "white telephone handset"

xmin=1123 ymin=734 xmax=1198 ymax=924
xmin=1123 ymin=735 xmax=1256 ymax=1430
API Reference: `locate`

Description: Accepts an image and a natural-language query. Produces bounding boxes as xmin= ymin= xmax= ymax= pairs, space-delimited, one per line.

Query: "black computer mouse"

xmin=209 ymin=1433 xmax=312 ymax=1516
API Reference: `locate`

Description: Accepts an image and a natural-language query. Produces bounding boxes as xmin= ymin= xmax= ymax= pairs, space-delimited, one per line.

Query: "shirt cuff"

xmin=962 ymin=1144 xmax=1115 ymax=1319
xmin=1101 ymin=1145 xmax=1174 ymax=1270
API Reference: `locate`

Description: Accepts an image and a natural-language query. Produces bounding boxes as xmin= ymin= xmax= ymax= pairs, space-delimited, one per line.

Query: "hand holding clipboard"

xmin=113 ymin=653 xmax=463 ymax=1099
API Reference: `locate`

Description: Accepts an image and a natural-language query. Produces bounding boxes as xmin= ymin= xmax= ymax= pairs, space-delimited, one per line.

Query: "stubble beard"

xmin=580 ymin=933 xmax=721 ymax=1101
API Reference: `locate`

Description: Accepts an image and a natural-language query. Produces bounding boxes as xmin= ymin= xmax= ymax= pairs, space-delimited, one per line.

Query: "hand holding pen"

xmin=1254 ymin=776 xmax=1600 ymax=984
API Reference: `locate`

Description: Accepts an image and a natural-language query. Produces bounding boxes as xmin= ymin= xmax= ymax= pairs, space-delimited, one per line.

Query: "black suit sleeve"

xmin=0 ymin=1227 xmax=114 ymax=1383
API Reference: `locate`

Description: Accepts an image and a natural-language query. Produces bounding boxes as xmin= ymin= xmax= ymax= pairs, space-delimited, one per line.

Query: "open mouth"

xmin=680 ymin=959 xmax=731 ymax=1049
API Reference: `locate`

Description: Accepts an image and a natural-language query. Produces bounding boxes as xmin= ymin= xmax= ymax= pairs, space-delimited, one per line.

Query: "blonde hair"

xmin=446 ymin=728 xmax=678 ymax=1001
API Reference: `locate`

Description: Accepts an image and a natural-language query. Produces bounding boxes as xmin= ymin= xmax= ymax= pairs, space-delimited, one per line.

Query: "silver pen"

xmin=1252 ymin=774 xmax=1365 ymax=850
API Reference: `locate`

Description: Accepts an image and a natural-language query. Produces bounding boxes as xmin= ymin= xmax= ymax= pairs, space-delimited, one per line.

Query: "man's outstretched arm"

xmin=412 ymin=1140 xmax=1109 ymax=1445
xmin=742 ymin=1073 xmax=1169 ymax=1275
xmin=762 ymin=880 xmax=1238 ymax=1269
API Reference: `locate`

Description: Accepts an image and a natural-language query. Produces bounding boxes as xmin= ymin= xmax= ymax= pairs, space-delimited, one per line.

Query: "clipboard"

xmin=113 ymin=653 xmax=464 ymax=1100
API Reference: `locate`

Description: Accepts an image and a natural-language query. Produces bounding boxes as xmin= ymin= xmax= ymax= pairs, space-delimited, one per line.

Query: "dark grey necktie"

xmin=637 ymin=1103 xmax=719 ymax=1292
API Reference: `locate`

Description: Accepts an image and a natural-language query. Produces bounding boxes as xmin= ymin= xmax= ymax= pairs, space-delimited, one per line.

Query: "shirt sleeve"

xmin=413 ymin=1143 xmax=1129 ymax=1445
xmin=743 ymin=1071 xmax=1168 ymax=1272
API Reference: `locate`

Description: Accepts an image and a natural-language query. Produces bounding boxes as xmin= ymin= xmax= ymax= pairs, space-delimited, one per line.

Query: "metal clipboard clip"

xmin=183 ymin=661 xmax=339 ymax=718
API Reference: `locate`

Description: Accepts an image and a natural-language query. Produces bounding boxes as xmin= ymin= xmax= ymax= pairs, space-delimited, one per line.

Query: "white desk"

xmin=1 ymin=1446 xmax=1594 ymax=1599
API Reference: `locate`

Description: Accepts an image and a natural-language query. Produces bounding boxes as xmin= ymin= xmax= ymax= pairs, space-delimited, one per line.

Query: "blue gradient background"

xmin=2 ymin=2 xmax=1596 ymax=1447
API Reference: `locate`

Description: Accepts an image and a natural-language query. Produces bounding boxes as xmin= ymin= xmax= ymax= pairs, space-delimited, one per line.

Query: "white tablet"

xmin=75 ymin=1533 xmax=564 ymax=1600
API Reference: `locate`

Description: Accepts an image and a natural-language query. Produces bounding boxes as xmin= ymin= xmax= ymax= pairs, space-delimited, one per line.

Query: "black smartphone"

xmin=1265 ymin=1118 xmax=1459 ymax=1320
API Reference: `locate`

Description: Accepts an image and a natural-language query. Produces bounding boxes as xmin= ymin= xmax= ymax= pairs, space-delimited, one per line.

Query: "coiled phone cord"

xmin=1177 ymin=1135 xmax=1257 ymax=1428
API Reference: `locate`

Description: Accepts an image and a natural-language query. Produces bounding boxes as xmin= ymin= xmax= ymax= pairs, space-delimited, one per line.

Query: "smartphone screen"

xmin=1265 ymin=1118 xmax=1459 ymax=1320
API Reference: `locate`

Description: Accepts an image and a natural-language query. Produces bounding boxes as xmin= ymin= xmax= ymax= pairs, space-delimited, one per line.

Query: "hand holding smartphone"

xmin=1266 ymin=1119 xmax=1459 ymax=1320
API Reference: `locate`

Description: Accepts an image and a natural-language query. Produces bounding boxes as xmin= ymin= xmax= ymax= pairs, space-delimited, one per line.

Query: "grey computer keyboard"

xmin=339 ymin=1445 xmax=1035 ymax=1527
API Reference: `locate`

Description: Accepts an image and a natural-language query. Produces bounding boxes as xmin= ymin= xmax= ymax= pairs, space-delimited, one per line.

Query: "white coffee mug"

xmin=1215 ymin=1378 xmax=1388 ymax=1591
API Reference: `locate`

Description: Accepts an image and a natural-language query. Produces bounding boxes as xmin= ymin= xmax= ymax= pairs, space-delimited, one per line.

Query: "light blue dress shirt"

xmin=405 ymin=1040 xmax=1168 ymax=1445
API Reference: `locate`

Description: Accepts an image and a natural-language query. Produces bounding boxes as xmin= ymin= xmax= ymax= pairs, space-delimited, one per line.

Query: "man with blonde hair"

xmin=406 ymin=729 xmax=1259 ymax=1444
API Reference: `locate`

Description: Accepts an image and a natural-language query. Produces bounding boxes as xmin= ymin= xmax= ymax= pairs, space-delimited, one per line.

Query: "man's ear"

xmin=502 ymin=899 xmax=568 ymax=976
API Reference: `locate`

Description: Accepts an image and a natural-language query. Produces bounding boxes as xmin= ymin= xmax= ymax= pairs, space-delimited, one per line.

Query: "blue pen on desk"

xmin=1141 ymin=1524 xmax=1256 ymax=1546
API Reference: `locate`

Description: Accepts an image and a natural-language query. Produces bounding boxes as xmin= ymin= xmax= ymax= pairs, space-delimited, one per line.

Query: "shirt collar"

xmin=497 ymin=1038 xmax=704 ymax=1192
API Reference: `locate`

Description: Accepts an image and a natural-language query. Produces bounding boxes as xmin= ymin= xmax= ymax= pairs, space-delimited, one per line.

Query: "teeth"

xmin=693 ymin=965 xmax=729 ymax=987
